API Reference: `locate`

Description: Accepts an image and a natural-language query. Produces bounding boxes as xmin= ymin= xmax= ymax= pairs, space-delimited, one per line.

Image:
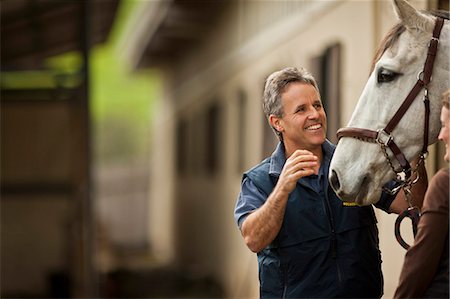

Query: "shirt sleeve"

xmin=374 ymin=180 xmax=400 ymax=212
xmin=234 ymin=177 xmax=267 ymax=229
xmin=394 ymin=169 xmax=449 ymax=298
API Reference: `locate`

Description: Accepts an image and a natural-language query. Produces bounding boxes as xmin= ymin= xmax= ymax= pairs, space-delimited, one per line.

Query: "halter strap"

xmin=385 ymin=17 xmax=444 ymax=135
xmin=336 ymin=17 xmax=445 ymax=181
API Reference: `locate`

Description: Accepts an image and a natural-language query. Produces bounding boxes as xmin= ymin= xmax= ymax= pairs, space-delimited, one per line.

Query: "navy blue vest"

xmin=244 ymin=155 xmax=383 ymax=298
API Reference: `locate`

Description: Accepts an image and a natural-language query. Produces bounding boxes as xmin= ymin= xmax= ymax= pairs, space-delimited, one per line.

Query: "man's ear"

xmin=269 ymin=114 xmax=284 ymax=133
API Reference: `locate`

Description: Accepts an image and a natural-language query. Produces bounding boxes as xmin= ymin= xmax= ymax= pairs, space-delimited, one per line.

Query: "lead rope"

xmin=393 ymin=88 xmax=430 ymax=250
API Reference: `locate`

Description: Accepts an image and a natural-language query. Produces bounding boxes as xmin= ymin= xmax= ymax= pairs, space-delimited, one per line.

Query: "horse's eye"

xmin=377 ymin=68 xmax=398 ymax=83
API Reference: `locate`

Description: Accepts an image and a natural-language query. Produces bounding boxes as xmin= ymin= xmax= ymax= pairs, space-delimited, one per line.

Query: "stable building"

xmin=122 ymin=0 xmax=447 ymax=298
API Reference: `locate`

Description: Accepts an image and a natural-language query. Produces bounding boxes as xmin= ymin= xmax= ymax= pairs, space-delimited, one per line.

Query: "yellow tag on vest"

xmin=343 ymin=202 xmax=358 ymax=207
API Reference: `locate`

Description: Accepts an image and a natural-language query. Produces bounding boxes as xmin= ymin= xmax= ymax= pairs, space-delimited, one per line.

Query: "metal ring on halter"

xmin=376 ymin=129 xmax=393 ymax=146
xmin=403 ymin=186 xmax=413 ymax=200
xmin=417 ymin=70 xmax=424 ymax=81
xmin=411 ymin=172 xmax=420 ymax=184
xmin=383 ymin=183 xmax=404 ymax=195
xmin=417 ymin=71 xmax=432 ymax=84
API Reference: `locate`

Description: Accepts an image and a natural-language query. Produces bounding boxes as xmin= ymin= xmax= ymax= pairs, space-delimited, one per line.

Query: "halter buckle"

xmin=376 ymin=129 xmax=393 ymax=146
xmin=428 ymin=37 xmax=439 ymax=47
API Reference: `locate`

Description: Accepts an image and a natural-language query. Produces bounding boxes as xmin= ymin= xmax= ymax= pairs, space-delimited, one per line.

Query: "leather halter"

xmin=337 ymin=17 xmax=445 ymax=184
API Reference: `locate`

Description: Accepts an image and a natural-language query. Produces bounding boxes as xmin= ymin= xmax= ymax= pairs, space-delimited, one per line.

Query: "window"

xmin=437 ymin=0 xmax=449 ymax=10
xmin=237 ymin=90 xmax=247 ymax=172
xmin=206 ymin=102 xmax=221 ymax=175
xmin=310 ymin=43 xmax=342 ymax=144
xmin=176 ymin=118 xmax=188 ymax=174
xmin=191 ymin=113 xmax=203 ymax=175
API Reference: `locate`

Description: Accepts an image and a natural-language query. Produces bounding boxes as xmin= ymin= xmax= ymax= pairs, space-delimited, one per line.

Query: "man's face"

xmin=274 ymin=82 xmax=327 ymax=152
xmin=438 ymin=106 xmax=449 ymax=162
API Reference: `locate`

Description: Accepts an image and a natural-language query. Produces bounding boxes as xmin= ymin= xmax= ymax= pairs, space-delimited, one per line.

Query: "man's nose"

xmin=308 ymin=108 xmax=319 ymax=119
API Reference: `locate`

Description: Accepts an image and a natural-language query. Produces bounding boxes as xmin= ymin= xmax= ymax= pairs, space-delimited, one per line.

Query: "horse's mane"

xmin=370 ymin=10 xmax=450 ymax=73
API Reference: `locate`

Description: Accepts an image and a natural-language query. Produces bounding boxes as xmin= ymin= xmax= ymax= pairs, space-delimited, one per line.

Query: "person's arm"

xmin=241 ymin=150 xmax=318 ymax=253
xmin=388 ymin=159 xmax=428 ymax=214
xmin=394 ymin=170 xmax=449 ymax=298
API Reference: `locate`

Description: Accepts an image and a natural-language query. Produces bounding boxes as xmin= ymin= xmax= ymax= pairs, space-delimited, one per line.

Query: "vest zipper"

xmin=322 ymin=190 xmax=337 ymax=256
xmin=323 ymin=189 xmax=342 ymax=285
xmin=281 ymin=265 xmax=288 ymax=298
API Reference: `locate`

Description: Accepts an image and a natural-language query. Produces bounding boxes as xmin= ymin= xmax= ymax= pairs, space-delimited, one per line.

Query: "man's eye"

xmin=377 ymin=68 xmax=400 ymax=83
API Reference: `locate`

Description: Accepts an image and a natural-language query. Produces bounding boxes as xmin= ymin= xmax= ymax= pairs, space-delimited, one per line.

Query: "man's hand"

xmin=278 ymin=149 xmax=319 ymax=194
xmin=241 ymin=149 xmax=318 ymax=252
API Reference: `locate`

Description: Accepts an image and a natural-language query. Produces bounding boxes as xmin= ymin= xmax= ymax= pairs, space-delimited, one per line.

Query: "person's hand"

xmin=278 ymin=149 xmax=318 ymax=194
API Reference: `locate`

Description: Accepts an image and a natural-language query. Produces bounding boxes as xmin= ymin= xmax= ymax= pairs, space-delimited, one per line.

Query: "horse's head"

xmin=329 ymin=0 xmax=449 ymax=206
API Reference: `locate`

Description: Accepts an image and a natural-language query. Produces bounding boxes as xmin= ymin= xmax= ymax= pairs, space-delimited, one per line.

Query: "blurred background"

xmin=1 ymin=0 xmax=448 ymax=298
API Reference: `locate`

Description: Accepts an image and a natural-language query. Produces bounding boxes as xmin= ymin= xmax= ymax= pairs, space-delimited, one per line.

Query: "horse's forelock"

xmin=369 ymin=10 xmax=449 ymax=75
xmin=370 ymin=23 xmax=405 ymax=74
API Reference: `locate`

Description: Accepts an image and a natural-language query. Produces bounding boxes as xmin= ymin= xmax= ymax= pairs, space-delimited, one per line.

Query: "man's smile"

xmin=305 ymin=124 xmax=322 ymax=131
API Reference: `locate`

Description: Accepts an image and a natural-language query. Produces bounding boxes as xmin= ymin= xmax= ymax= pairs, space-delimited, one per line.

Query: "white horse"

xmin=329 ymin=0 xmax=449 ymax=206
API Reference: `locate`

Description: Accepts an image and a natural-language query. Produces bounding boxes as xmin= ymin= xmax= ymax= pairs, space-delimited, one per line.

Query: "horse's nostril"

xmin=330 ymin=170 xmax=341 ymax=191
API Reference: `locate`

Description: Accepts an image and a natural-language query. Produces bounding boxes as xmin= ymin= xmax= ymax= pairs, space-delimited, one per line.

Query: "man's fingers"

xmin=281 ymin=152 xmax=319 ymax=186
xmin=289 ymin=149 xmax=313 ymax=158
xmin=295 ymin=168 xmax=316 ymax=177
xmin=288 ymin=152 xmax=318 ymax=164
xmin=285 ymin=156 xmax=318 ymax=172
xmin=288 ymin=161 xmax=317 ymax=173
xmin=282 ymin=161 xmax=317 ymax=182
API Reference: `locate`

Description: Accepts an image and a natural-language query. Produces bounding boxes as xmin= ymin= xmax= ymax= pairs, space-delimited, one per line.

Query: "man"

xmin=234 ymin=67 xmax=425 ymax=298
xmin=394 ymin=90 xmax=449 ymax=298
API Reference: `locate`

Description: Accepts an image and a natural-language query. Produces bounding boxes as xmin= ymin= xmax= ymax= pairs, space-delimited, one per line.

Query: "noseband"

xmin=336 ymin=17 xmax=445 ymax=249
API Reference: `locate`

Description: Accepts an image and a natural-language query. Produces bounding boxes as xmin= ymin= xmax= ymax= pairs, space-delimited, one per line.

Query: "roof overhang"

xmin=121 ymin=0 xmax=227 ymax=70
xmin=1 ymin=0 xmax=120 ymax=70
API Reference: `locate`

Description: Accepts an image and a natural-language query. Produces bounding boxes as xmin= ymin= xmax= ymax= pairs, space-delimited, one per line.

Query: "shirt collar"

xmin=269 ymin=140 xmax=336 ymax=178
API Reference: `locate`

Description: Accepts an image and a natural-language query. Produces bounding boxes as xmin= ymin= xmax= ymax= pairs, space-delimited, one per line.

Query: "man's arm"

xmin=241 ymin=150 xmax=318 ymax=253
xmin=388 ymin=159 xmax=428 ymax=214
xmin=241 ymin=183 xmax=290 ymax=252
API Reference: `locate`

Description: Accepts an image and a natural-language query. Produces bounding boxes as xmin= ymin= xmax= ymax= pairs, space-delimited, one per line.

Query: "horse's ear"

xmin=392 ymin=0 xmax=433 ymax=32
